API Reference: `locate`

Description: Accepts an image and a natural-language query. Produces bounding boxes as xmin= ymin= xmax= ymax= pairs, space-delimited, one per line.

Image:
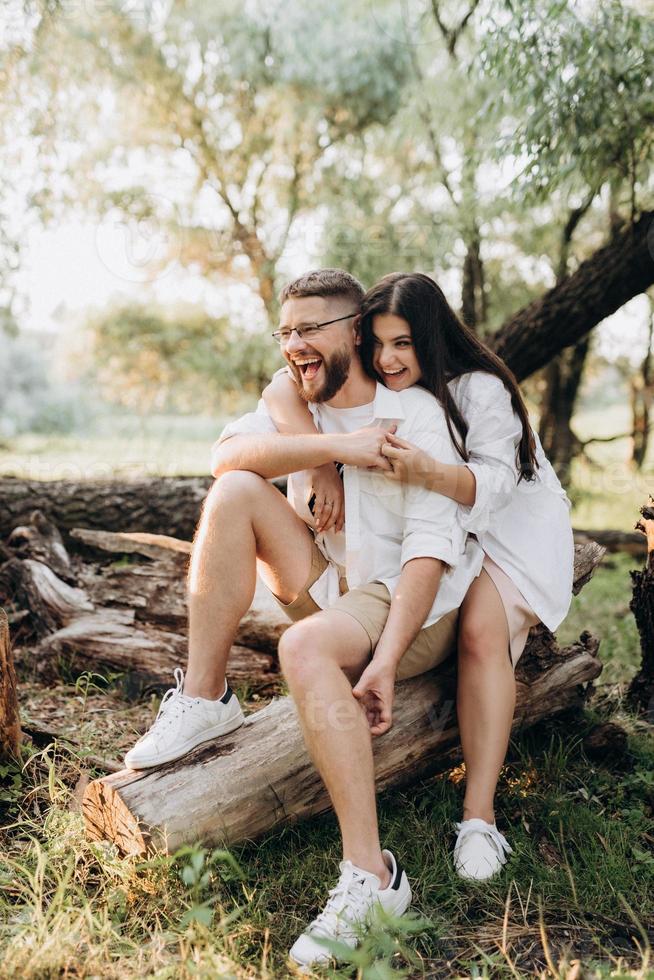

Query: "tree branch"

xmin=489 ymin=210 xmax=654 ymax=380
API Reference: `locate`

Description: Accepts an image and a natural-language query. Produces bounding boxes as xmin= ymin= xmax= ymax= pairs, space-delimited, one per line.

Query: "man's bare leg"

xmin=279 ymin=611 xmax=391 ymax=886
xmin=185 ymin=471 xmax=317 ymax=699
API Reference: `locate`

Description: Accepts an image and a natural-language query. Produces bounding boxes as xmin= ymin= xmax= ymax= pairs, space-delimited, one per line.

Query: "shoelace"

xmin=148 ymin=667 xmax=193 ymax=732
xmin=455 ymin=819 xmax=513 ymax=859
xmin=308 ymin=864 xmax=375 ymax=940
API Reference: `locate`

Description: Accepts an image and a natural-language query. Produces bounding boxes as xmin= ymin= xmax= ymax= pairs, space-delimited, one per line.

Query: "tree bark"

xmin=0 ymin=476 xmax=212 ymax=542
xmin=628 ymin=501 xmax=654 ymax=713
xmin=0 ymin=525 xmax=289 ymax=689
xmin=82 ymin=629 xmax=602 ymax=856
xmin=490 ymin=210 xmax=654 ymax=381
xmin=0 ymin=608 xmax=21 ymax=759
xmin=573 ymin=528 xmax=646 ymax=559
xmin=537 ymin=336 xmax=590 ymax=487
xmin=630 ymin=296 xmax=654 ymax=469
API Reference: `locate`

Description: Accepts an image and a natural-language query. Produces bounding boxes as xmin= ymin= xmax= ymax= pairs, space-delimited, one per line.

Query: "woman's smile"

xmin=371 ymin=313 xmax=422 ymax=389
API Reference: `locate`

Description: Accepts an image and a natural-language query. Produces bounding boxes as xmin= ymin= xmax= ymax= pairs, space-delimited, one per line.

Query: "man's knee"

xmin=203 ymin=470 xmax=268 ymax=516
xmin=279 ymin=618 xmax=333 ymax=684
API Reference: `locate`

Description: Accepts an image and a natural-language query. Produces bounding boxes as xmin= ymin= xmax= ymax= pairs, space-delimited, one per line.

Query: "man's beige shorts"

xmin=271 ymin=538 xmax=458 ymax=681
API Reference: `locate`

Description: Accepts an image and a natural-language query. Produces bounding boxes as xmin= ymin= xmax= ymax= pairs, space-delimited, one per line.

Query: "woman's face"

xmin=371 ymin=313 xmax=422 ymax=390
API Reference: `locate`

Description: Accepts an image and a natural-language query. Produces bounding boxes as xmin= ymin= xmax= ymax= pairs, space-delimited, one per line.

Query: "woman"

xmin=263 ymin=272 xmax=573 ymax=880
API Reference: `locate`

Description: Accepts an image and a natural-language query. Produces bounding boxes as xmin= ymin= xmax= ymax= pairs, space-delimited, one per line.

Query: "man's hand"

xmin=310 ymin=462 xmax=345 ymax=533
xmin=352 ymin=660 xmax=397 ymax=736
xmin=336 ymin=425 xmax=397 ymax=469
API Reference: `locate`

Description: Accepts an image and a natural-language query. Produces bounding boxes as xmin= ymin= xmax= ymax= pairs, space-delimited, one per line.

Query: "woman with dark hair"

xmin=262 ymin=271 xmax=573 ymax=881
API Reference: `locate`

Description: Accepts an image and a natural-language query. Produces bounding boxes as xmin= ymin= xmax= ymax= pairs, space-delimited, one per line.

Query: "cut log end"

xmin=0 ymin=607 xmax=22 ymax=759
xmin=82 ymin=774 xmax=149 ymax=856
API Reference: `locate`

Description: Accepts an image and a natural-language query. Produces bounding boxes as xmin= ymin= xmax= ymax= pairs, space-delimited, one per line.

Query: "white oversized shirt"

xmin=217 ymin=383 xmax=484 ymax=628
xmin=450 ymin=371 xmax=574 ymax=630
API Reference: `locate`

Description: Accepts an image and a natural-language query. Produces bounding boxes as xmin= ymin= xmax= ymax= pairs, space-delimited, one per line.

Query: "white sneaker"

xmin=453 ymin=818 xmax=513 ymax=880
xmin=124 ymin=668 xmax=245 ymax=769
xmin=289 ymin=849 xmax=411 ymax=969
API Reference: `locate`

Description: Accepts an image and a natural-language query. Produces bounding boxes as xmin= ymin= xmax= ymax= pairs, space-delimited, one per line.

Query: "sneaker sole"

xmin=125 ymin=710 xmax=245 ymax=770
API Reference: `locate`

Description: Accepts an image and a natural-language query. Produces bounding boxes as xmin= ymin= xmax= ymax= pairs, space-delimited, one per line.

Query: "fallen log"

xmin=0 ymin=477 xmax=644 ymax=560
xmin=7 ymin=510 xmax=75 ymax=582
xmin=0 ymin=517 xmax=288 ymax=687
xmin=82 ymin=629 xmax=602 ymax=855
xmin=0 ymin=608 xmax=21 ymax=759
xmin=573 ymin=528 xmax=646 ymax=559
xmin=0 ymin=476 xmax=212 ymax=542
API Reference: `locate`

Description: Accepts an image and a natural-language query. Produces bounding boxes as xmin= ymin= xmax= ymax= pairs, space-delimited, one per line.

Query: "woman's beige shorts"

xmin=271 ymin=539 xmax=458 ymax=681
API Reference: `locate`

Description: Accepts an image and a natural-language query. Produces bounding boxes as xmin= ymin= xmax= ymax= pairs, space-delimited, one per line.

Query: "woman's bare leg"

xmin=457 ymin=570 xmax=514 ymax=823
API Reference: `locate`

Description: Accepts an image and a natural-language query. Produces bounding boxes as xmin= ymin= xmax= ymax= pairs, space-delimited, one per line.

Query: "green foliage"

xmin=0 ymin=331 xmax=90 ymax=437
xmin=481 ymin=0 xmax=654 ymax=202
xmin=87 ymin=302 xmax=279 ymax=413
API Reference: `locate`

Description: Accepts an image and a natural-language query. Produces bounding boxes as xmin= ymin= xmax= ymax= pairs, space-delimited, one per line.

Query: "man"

xmin=125 ymin=269 xmax=482 ymax=968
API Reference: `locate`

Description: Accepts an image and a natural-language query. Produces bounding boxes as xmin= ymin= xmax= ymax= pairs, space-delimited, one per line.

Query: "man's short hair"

xmin=279 ymin=268 xmax=365 ymax=309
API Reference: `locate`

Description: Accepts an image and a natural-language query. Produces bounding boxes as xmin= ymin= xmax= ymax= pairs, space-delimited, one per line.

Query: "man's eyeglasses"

xmin=271 ymin=313 xmax=358 ymax=346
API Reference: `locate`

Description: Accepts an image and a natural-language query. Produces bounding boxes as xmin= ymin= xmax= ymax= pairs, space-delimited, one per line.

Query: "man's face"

xmin=279 ymin=295 xmax=358 ymax=403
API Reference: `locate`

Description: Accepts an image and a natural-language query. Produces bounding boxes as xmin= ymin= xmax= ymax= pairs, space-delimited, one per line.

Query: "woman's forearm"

xmin=262 ymin=373 xmax=318 ymax=435
xmin=418 ymin=460 xmax=477 ymax=506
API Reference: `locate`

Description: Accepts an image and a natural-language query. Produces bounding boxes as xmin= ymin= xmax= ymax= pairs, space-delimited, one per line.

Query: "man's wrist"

xmin=371 ymin=645 xmax=402 ymax=670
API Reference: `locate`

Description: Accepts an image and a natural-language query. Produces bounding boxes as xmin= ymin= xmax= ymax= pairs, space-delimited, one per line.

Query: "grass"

xmin=1 ymin=407 xmax=654 ymax=977
xmin=1 ymin=556 xmax=653 ymax=978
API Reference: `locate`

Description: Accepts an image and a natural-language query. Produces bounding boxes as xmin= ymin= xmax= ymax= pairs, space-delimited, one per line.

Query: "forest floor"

xmin=1 ymin=417 xmax=653 ymax=978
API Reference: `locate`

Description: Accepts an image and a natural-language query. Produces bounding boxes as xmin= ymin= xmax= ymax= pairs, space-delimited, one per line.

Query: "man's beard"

xmin=290 ymin=346 xmax=352 ymax=404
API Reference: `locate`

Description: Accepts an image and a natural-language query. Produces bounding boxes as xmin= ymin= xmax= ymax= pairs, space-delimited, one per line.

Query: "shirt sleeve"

xmin=457 ymin=376 xmax=522 ymax=535
xmin=210 ymin=399 xmax=280 ymax=472
xmin=214 ymin=398 xmax=278 ymax=445
xmin=398 ymin=425 xmax=467 ymax=571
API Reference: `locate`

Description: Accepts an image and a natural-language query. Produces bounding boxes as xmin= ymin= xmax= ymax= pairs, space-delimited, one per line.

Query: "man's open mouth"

xmin=294 ymin=357 xmax=323 ymax=381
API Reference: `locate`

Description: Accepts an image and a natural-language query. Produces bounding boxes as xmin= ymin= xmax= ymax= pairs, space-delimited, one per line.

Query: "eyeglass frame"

xmin=271 ymin=312 xmax=358 ymax=345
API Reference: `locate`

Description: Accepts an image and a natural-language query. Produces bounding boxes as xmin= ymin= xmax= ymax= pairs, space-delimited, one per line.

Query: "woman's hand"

xmin=336 ymin=425 xmax=397 ymax=469
xmin=352 ymin=660 xmax=397 ymax=736
xmin=310 ymin=463 xmax=345 ymax=533
xmin=380 ymin=433 xmax=440 ymax=488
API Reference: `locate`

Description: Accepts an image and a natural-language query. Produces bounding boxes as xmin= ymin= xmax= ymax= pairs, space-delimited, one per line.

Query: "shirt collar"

xmin=371 ymin=382 xmax=405 ymax=422
xmin=307 ymin=382 xmax=406 ymax=422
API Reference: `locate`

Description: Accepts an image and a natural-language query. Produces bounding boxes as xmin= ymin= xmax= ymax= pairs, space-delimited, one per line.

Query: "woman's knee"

xmin=458 ymin=612 xmax=509 ymax=663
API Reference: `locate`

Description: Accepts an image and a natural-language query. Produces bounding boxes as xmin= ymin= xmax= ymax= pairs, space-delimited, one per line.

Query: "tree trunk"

xmin=0 ymin=476 xmax=212 ymax=542
xmin=461 ymin=228 xmax=486 ymax=331
xmin=82 ymin=629 xmax=602 ymax=856
xmin=491 ymin=210 xmax=654 ymax=381
xmin=630 ymin=296 xmax=654 ymax=470
xmin=628 ymin=501 xmax=654 ymax=713
xmin=0 ymin=608 xmax=21 ymax=759
xmin=537 ymin=336 xmax=590 ymax=487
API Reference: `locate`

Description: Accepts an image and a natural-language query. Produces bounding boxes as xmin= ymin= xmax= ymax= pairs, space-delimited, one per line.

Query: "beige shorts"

xmin=272 ymin=539 xmax=458 ymax=681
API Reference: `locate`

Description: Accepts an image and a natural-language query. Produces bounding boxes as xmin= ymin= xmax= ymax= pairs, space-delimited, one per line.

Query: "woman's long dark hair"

xmin=359 ymin=272 xmax=538 ymax=481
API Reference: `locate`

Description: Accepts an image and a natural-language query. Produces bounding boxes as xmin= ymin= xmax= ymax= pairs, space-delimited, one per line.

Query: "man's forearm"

xmin=211 ymin=432 xmax=342 ymax=480
xmin=372 ymin=557 xmax=444 ymax=669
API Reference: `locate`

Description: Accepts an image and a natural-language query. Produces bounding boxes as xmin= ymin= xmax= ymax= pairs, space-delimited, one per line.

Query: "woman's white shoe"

xmin=453 ymin=818 xmax=513 ymax=880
